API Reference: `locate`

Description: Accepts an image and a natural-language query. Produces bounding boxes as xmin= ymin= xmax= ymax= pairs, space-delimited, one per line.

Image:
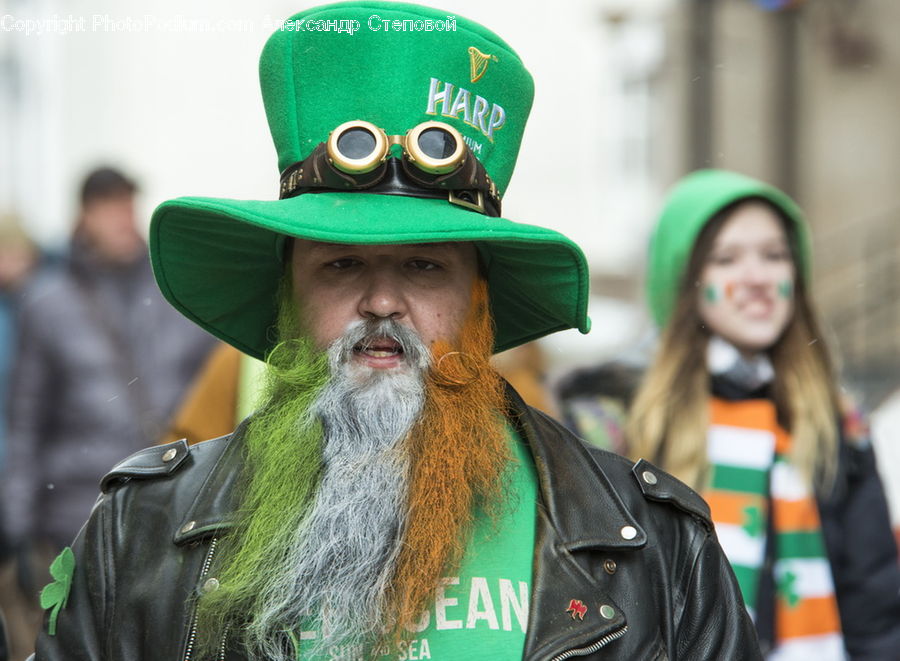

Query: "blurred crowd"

xmin=0 ymin=167 xmax=216 ymax=660
xmin=0 ymin=165 xmax=899 ymax=660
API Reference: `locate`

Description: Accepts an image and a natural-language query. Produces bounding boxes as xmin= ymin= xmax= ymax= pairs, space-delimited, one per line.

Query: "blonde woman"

xmin=628 ymin=169 xmax=900 ymax=660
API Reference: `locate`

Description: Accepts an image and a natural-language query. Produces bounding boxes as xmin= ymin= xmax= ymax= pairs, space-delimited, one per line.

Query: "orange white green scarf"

xmin=704 ymin=396 xmax=845 ymax=660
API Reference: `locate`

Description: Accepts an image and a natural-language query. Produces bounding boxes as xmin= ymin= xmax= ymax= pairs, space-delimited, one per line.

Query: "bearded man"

xmin=30 ymin=3 xmax=759 ymax=660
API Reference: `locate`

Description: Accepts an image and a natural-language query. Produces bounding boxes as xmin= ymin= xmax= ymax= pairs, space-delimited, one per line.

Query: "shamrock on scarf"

xmin=741 ymin=504 xmax=765 ymax=538
xmin=40 ymin=546 xmax=75 ymax=635
xmin=776 ymin=569 xmax=801 ymax=608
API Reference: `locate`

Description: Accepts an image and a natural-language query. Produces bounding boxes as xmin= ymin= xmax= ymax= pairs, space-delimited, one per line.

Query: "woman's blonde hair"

xmin=627 ymin=199 xmax=840 ymax=490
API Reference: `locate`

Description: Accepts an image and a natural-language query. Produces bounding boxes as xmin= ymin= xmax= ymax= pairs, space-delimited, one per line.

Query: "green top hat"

xmin=646 ymin=168 xmax=812 ymax=328
xmin=150 ymin=1 xmax=590 ymax=360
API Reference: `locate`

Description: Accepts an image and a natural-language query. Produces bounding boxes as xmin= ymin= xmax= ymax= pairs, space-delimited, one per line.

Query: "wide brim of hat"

xmin=150 ymin=192 xmax=590 ymax=360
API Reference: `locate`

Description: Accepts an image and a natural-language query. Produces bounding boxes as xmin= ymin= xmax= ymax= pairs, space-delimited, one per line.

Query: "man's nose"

xmin=357 ymin=269 xmax=406 ymax=319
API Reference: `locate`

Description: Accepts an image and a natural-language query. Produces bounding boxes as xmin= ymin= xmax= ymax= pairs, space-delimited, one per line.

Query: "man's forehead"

xmin=301 ymin=240 xmax=466 ymax=250
xmin=295 ymin=239 xmax=475 ymax=255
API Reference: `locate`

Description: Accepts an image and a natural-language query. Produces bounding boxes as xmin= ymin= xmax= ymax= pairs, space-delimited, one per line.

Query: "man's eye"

xmin=407 ymin=260 xmax=439 ymax=271
xmin=327 ymin=258 xmax=360 ymax=270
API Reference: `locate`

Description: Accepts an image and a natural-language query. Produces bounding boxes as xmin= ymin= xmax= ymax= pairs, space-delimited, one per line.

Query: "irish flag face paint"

xmin=705 ymin=280 xmax=792 ymax=306
xmin=703 ymin=282 xmax=739 ymax=305
xmin=777 ymin=280 xmax=793 ymax=300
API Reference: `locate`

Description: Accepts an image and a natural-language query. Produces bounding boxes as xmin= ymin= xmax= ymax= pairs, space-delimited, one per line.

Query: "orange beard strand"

xmin=386 ymin=277 xmax=514 ymax=640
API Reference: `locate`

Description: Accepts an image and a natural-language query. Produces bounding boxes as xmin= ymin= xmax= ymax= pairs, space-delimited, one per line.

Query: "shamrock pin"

xmin=40 ymin=546 xmax=75 ymax=635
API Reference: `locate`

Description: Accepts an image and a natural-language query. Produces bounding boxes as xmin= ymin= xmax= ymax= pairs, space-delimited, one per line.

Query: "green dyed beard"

xmin=195 ymin=293 xmax=330 ymax=656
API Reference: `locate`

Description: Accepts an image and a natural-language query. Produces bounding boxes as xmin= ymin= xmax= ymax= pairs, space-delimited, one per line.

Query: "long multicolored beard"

xmin=197 ymin=278 xmax=511 ymax=659
xmin=387 ymin=278 xmax=511 ymax=641
xmin=252 ymin=317 xmax=430 ymax=659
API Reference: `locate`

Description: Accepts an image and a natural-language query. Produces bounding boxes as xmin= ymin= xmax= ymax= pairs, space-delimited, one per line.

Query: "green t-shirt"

xmin=296 ymin=425 xmax=538 ymax=660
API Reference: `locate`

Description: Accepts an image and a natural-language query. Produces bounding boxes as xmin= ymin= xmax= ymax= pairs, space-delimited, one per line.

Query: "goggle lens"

xmin=405 ymin=121 xmax=465 ymax=174
xmin=336 ymin=127 xmax=377 ymax=160
xmin=417 ymin=127 xmax=457 ymax=160
xmin=328 ymin=120 xmax=388 ymax=174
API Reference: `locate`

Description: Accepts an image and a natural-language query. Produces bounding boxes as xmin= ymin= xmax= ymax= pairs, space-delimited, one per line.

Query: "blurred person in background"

xmin=0 ymin=218 xmax=40 ymax=661
xmin=0 ymin=167 xmax=215 ymax=660
xmin=619 ymin=169 xmax=900 ymax=659
xmin=871 ymin=393 xmax=900 ymax=547
xmin=0 ymin=218 xmax=39 ymax=468
xmin=0 ymin=612 xmax=7 ymax=661
xmin=160 ymin=342 xmax=264 ymax=446
xmin=555 ymin=358 xmax=644 ymax=455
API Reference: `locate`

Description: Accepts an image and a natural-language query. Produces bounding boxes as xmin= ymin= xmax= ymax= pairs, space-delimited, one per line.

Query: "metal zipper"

xmin=549 ymin=625 xmax=629 ymax=661
xmin=183 ymin=537 xmax=220 ymax=661
xmin=218 ymin=625 xmax=230 ymax=661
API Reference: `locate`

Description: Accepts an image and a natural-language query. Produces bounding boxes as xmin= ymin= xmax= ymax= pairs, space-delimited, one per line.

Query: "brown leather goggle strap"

xmin=278 ymin=145 xmax=501 ymax=217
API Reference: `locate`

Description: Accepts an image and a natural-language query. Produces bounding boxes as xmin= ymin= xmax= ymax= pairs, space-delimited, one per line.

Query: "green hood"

xmin=150 ymin=1 xmax=590 ymax=360
xmin=646 ymin=169 xmax=812 ymax=327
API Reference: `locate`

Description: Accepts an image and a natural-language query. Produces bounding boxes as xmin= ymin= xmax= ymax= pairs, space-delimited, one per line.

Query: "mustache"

xmin=329 ymin=318 xmax=430 ymax=371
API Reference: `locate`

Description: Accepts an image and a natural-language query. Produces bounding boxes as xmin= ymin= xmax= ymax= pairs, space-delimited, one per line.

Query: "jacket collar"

xmin=505 ymin=386 xmax=647 ymax=658
xmin=174 ymin=421 xmax=247 ymax=544
xmin=506 ymin=385 xmax=646 ymax=551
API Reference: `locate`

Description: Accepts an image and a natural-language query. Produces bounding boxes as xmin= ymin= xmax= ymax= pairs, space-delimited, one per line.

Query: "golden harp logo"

xmin=468 ymin=46 xmax=498 ymax=83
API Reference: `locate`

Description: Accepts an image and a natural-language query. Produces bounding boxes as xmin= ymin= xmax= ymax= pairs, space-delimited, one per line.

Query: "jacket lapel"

xmin=506 ymin=387 xmax=644 ymax=659
xmin=173 ymin=422 xmax=248 ymax=544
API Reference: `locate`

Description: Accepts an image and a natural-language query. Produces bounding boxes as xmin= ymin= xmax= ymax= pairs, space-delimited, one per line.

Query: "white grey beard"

xmin=247 ymin=319 xmax=429 ymax=660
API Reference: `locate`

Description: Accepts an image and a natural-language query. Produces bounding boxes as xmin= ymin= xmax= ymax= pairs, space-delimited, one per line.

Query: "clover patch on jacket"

xmin=40 ymin=546 xmax=75 ymax=635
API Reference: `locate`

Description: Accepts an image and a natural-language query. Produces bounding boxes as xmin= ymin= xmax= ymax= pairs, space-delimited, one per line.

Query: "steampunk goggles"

xmin=278 ymin=120 xmax=501 ymax=216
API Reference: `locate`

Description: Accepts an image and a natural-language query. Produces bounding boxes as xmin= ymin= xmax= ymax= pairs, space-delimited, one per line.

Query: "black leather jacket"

xmin=33 ymin=391 xmax=759 ymax=660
